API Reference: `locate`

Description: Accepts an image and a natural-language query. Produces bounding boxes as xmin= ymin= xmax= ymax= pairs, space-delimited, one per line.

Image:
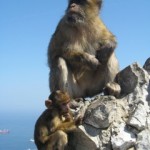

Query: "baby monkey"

xmin=34 ymin=90 xmax=82 ymax=150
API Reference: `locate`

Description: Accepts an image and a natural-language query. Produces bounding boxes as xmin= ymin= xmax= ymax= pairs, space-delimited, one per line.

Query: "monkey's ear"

xmin=45 ymin=100 xmax=52 ymax=108
xmin=97 ymin=0 xmax=102 ymax=8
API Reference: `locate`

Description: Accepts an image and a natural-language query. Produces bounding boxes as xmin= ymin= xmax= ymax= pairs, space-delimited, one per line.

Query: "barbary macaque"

xmin=48 ymin=0 xmax=121 ymax=98
xmin=34 ymin=90 xmax=82 ymax=150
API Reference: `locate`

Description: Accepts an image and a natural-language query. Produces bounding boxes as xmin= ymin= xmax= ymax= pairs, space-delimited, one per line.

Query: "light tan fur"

xmin=48 ymin=0 xmax=120 ymax=98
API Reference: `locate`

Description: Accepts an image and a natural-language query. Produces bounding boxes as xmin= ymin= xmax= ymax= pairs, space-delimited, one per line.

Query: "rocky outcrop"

xmin=72 ymin=58 xmax=150 ymax=150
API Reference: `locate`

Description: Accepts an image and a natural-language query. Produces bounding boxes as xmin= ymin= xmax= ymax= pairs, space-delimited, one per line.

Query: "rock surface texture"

xmin=72 ymin=58 xmax=150 ymax=150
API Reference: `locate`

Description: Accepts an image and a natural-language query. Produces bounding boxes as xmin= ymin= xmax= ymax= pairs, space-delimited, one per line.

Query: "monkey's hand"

xmin=50 ymin=127 xmax=57 ymax=133
xmin=63 ymin=113 xmax=72 ymax=122
xmin=70 ymin=98 xmax=83 ymax=110
xmin=96 ymin=48 xmax=114 ymax=65
xmin=84 ymin=53 xmax=100 ymax=70
xmin=64 ymin=51 xmax=100 ymax=70
xmin=96 ymin=39 xmax=116 ymax=64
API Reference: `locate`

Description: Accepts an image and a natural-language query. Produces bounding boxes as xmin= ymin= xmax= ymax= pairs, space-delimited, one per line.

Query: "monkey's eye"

xmin=70 ymin=0 xmax=85 ymax=5
xmin=62 ymin=102 xmax=70 ymax=108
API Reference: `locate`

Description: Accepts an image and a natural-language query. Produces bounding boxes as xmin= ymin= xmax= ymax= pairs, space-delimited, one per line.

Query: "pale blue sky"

xmin=0 ymin=0 xmax=150 ymax=113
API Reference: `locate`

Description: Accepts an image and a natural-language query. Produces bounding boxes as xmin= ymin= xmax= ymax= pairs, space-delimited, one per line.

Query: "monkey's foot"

xmin=70 ymin=98 xmax=84 ymax=109
xmin=104 ymin=82 xmax=121 ymax=97
xmin=70 ymin=98 xmax=87 ymax=118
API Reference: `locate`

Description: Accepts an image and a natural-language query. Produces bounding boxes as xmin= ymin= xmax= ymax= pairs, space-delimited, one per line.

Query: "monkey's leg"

xmin=96 ymin=36 xmax=117 ymax=65
xmin=104 ymin=82 xmax=121 ymax=98
xmin=96 ymin=47 xmax=114 ymax=65
xmin=64 ymin=51 xmax=99 ymax=70
xmin=56 ymin=130 xmax=68 ymax=150
xmin=50 ymin=57 xmax=82 ymax=98
xmin=50 ymin=57 xmax=69 ymax=92
xmin=46 ymin=130 xmax=68 ymax=150
xmin=103 ymin=52 xmax=121 ymax=97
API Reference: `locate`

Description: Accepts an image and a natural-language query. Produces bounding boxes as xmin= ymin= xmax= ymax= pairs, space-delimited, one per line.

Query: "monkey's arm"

xmin=95 ymin=20 xmax=117 ymax=64
xmin=50 ymin=115 xmax=76 ymax=133
xmin=56 ymin=121 xmax=77 ymax=132
xmin=56 ymin=116 xmax=82 ymax=133
xmin=38 ymin=126 xmax=52 ymax=144
xmin=96 ymin=37 xmax=117 ymax=65
xmin=64 ymin=51 xmax=100 ymax=70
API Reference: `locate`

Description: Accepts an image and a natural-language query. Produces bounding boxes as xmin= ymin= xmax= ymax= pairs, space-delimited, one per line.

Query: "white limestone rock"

xmin=84 ymin=96 xmax=116 ymax=128
xmin=136 ymin=129 xmax=150 ymax=150
xmin=111 ymin=122 xmax=136 ymax=150
xmin=127 ymin=104 xmax=147 ymax=130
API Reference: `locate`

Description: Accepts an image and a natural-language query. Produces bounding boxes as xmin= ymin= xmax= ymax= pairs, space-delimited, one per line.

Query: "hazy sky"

xmin=0 ymin=0 xmax=150 ymax=113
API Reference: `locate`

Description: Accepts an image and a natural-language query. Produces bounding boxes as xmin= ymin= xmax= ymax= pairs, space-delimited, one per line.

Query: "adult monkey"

xmin=48 ymin=0 xmax=121 ymax=98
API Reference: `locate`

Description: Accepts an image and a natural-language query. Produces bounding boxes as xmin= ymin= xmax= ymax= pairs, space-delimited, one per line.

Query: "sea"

xmin=0 ymin=112 xmax=41 ymax=150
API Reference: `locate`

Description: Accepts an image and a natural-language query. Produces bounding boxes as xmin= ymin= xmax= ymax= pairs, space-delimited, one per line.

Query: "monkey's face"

xmin=66 ymin=0 xmax=86 ymax=24
xmin=59 ymin=102 xmax=70 ymax=115
xmin=65 ymin=0 xmax=101 ymax=25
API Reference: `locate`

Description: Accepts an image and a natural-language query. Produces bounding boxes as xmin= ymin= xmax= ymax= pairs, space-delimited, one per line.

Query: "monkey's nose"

xmin=70 ymin=3 xmax=76 ymax=8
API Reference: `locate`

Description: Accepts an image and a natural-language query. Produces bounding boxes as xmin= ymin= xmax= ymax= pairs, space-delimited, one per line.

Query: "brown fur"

xmin=34 ymin=91 xmax=82 ymax=150
xmin=48 ymin=0 xmax=120 ymax=98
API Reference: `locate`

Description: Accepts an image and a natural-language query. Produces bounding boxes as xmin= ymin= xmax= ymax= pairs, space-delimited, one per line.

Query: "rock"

xmin=79 ymin=124 xmax=101 ymax=148
xmin=143 ymin=57 xmax=150 ymax=75
xmin=116 ymin=63 xmax=138 ymax=96
xmin=146 ymin=113 xmax=150 ymax=129
xmin=68 ymin=59 xmax=150 ymax=150
xmin=136 ymin=129 xmax=150 ymax=150
xmin=99 ymin=128 xmax=112 ymax=150
xmin=128 ymin=147 xmax=135 ymax=150
xmin=124 ymin=64 xmax=150 ymax=131
xmin=116 ymin=63 xmax=149 ymax=96
xmin=66 ymin=128 xmax=97 ymax=150
xmin=147 ymin=83 xmax=150 ymax=106
xmin=70 ymin=99 xmax=90 ymax=118
xmin=128 ymin=147 xmax=136 ymax=150
xmin=111 ymin=122 xmax=136 ymax=150
xmin=127 ymin=104 xmax=147 ymax=130
xmin=126 ymin=65 xmax=149 ymax=106
xmin=143 ymin=58 xmax=150 ymax=105
xmin=84 ymin=96 xmax=116 ymax=128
